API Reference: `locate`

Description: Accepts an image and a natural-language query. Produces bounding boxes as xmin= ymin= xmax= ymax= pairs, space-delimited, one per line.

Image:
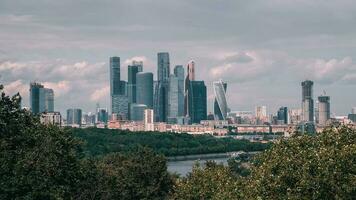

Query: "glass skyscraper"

xmin=168 ymin=75 xmax=179 ymax=122
xmin=184 ymin=61 xmax=195 ymax=117
xmin=213 ymin=80 xmax=228 ymax=120
xmin=154 ymin=52 xmax=170 ymax=122
xmin=66 ymin=108 xmax=82 ymax=126
xmin=30 ymin=82 xmax=54 ymax=114
xmin=277 ymin=107 xmax=288 ymax=124
xmin=136 ymin=72 xmax=153 ymax=108
xmin=174 ymin=65 xmax=185 ymax=117
xmin=301 ymin=80 xmax=314 ymax=122
xmin=187 ymin=81 xmax=207 ymax=124
xmin=127 ymin=61 xmax=143 ymax=104
xmin=110 ymin=56 xmax=128 ymax=118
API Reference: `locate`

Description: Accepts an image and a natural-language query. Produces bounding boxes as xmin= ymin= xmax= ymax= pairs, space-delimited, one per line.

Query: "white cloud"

xmin=43 ymin=81 xmax=72 ymax=97
xmin=90 ymin=86 xmax=109 ymax=102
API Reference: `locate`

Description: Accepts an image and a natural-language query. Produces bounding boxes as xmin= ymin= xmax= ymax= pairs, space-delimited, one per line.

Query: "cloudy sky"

xmin=1 ymin=0 xmax=356 ymax=116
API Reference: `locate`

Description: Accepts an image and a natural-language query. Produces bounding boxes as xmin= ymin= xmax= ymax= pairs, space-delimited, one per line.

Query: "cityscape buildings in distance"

xmin=27 ymin=52 xmax=356 ymax=135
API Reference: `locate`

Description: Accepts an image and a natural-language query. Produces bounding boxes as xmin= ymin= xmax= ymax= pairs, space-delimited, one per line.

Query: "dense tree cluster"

xmin=72 ymin=128 xmax=270 ymax=157
xmin=1 ymin=85 xmax=355 ymax=199
xmin=0 ymin=86 xmax=173 ymax=199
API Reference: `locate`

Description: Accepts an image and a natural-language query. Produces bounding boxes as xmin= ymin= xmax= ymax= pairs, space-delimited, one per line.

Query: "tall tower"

xmin=174 ymin=65 xmax=185 ymax=117
xmin=187 ymin=81 xmax=207 ymax=124
xmin=317 ymin=95 xmax=330 ymax=125
xmin=30 ymin=82 xmax=54 ymax=114
xmin=213 ymin=80 xmax=228 ymax=120
xmin=301 ymin=80 xmax=314 ymax=122
xmin=154 ymin=52 xmax=170 ymax=122
xmin=184 ymin=60 xmax=195 ymax=117
xmin=136 ymin=72 xmax=154 ymax=108
xmin=127 ymin=61 xmax=143 ymax=104
xmin=110 ymin=56 xmax=128 ymax=118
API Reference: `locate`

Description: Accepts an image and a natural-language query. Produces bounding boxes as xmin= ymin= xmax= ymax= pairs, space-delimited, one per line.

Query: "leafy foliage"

xmin=0 ymin=85 xmax=173 ymax=199
xmin=72 ymin=127 xmax=271 ymax=157
xmin=170 ymin=161 xmax=243 ymax=200
xmin=245 ymin=126 xmax=356 ymax=199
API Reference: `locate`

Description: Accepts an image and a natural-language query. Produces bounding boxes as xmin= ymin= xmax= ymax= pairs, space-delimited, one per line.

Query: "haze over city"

xmin=1 ymin=0 xmax=356 ymax=115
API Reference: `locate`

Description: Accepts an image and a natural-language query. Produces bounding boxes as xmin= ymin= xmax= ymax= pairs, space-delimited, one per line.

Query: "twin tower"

xmin=109 ymin=53 xmax=207 ymax=124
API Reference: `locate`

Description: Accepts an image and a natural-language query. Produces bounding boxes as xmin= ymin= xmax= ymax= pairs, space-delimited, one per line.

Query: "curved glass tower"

xmin=213 ymin=80 xmax=228 ymax=120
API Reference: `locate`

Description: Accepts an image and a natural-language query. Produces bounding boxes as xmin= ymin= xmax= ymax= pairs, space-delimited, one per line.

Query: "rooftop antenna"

xmin=323 ymin=90 xmax=326 ymax=96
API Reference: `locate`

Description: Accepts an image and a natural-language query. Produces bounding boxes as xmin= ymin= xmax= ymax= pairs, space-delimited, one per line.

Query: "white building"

xmin=40 ymin=112 xmax=62 ymax=126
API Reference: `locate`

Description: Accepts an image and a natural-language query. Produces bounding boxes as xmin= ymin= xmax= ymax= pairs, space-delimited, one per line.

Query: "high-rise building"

xmin=110 ymin=56 xmax=128 ymax=117
xmin=127 ymin=61 xmax=143 ymax=104
xmin=97 ymin=108 xmax=108 ymax=124
xmin=289 ymin=108 xmax=302 ymax=124
xmin=174 ymin=65 xmax=185 ymax=117
xmin=301 ymin=80 xmax=314 ymax=122
xmin=110 ymin=57 xmax=121 ymax=96
xmin=255 ymin=106 xmax=267 ymax=125
xmin=317 ymin=95 xmax=330 ymax=125
xmin=186 ymin=81 xmax=207 ymax=124
xmin=168 ymin=74 xmax=179 ymax=122
xmin=213 ymin=80 xmax=228 ymax=120
xmin=30 ymin=82 xmax=54 ymax=114
xmin=66 ymin=108 xmax=82 ymax=127
xmin=136 ymin=72 xmax=154 ymax=108
xmin=277 ymin=107 xmax=288 ymax=124
xmin=130 ymin=104 xmax=147 ymax=121
xmin=154 ymin=52 xmax=170 ymax=122
xmin=184 ymin=61 xmax=195 ymax=117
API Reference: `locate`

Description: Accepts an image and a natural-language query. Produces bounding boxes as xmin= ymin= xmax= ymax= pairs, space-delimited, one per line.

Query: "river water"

xmin=167 ymin=157 xmax=229 ymax=176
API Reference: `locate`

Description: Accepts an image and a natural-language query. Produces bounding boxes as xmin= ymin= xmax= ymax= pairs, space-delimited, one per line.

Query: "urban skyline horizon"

xmin=1 ymin=1 xmax=356 ymax=116
xmin=19 ymin=52 xmax=355 ymax=118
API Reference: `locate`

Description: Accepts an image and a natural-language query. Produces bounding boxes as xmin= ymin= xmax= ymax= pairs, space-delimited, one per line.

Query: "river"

xmin=167 ymin=156 xmax=229 ymax=176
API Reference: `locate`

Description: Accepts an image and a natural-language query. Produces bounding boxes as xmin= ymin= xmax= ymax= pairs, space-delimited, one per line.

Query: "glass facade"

xmin=213 ymin=80 xmax=228 ymax=120
xmin=136 ymin=72 xmax=153 ymax=108
xmin=301 ymin=80 xmax=314 ymax=122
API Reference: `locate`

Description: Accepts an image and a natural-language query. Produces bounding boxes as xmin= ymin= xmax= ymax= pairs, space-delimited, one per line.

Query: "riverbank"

xmin=167 ymin=151 xmax=260 ymax=161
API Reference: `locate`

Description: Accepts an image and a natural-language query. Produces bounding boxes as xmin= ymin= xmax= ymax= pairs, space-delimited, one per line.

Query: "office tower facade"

xmin=174 ymin=65 xmax=185 ymax=117
xmin=213 ymin=80 xmax=228 ymax=120
xmin=302 ymin=80 xmax=314 ymax=122
xmin=66 ymin=108 xmax=82 ymax=126
xmin=187 ymin=81 xmax=207 ymax=124
xmin=184 ymin=61 xmax=195 ymax=117
xmin=127 ymin=61 xmax=143 ymax=104
xmin=255 ymin=106 xmax=267 ymax=125
xmin=168 ymin=75 xmax=179 ymax=122
xmin=110 ymin=56 xmax=128 ymax=117
xmin=154 ymin=52 xmax=170 ymax=122
xmin=97 ymin=108 xmax=108 ymax=124
xmin=130 ymin=104 xmax=147 ymax=121
xmin=136 ymin=72 xmax=154 ymax=108
xmin=277 ymin=107 xmax=288 ymax=124
xmin=317 ymin=95 xmax=330 ymax=125
xmin=30 ymin=82 xmax=54 ymax=114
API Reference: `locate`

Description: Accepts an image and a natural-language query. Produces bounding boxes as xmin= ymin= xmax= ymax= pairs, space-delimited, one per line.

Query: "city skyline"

xmin=1 ymin=0 xmax=356 ymax=115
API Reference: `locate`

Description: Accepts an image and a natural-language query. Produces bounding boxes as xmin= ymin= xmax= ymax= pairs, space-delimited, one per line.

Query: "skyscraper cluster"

xmin=109 ymin=53 xmax=207 ymax=124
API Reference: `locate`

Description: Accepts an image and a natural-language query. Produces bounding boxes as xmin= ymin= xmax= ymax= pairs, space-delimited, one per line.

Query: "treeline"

xmin=71 ymin=128 xmax=270 ymax=157
xmin=1 ymin=86 xmax=355 ymax=199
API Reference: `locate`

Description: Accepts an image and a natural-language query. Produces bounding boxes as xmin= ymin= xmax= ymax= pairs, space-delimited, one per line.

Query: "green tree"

xmin=96 ymin=147 xmax=174 ymax=199
xmin=170 ymin=161 xmax=243 ymax=200
xmin=0 ymin=85 xmax=86 ymax=199
xmin=245 ymin=126 xmax=356 ymax=199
